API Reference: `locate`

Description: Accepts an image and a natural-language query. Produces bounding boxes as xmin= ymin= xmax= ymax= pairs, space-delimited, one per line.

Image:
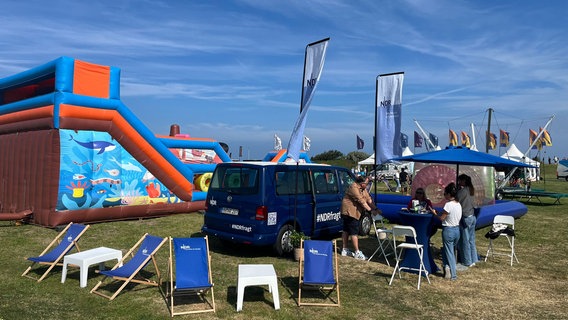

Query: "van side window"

xmin=275 ymin=170 xmax=311 ymax=195
xmin=338 ymin=170 xmax=355 ymax=191
xmin=313 ymin=170 xmax=338 ymax=194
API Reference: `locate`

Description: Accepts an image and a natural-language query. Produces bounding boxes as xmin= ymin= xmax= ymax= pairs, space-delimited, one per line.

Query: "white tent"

xmin=501 ymin=143 xmax=540 ymax=181
xmin=358 ymin=153 xmax=375 ymax=166
xmin=358 ymin=150 xmax=413 ymax=166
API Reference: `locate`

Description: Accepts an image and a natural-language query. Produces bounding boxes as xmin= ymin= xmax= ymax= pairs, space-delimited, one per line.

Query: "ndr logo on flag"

xmin=306 ymin=74 xmax=317 ymax=87
xmin=380 ymin=97 xmax=392 ymax=107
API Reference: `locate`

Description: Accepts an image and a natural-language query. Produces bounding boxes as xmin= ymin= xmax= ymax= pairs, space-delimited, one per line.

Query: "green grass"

xmin=2 ymin=164 xmax=567 ymax=319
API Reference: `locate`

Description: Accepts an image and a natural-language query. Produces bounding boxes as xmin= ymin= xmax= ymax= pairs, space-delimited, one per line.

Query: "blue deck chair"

xmin=165 ymin=236 xmax=215 ymax=316
xmin=22 ymin=222 xmax=90 ymax=282
xmin=298 ymin=239 xmax=340 ymax=307
xmin=90 ymin=233 xmax=167 ymax=300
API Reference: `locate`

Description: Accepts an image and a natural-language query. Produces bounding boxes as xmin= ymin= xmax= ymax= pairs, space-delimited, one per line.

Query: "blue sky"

xmin=2 ymin=0 xmax=567 ymax=160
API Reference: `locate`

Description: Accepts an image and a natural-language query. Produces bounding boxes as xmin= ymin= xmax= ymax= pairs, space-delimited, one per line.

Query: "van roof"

xmin=219 ymin=161 xmax=332 ymax=167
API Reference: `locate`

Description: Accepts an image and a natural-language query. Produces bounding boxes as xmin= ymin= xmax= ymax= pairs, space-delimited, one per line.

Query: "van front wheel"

xmin=274 ymin=224 xmax=294 ymax=256
xmin=359 ymin=213 xmax=371 ymax=236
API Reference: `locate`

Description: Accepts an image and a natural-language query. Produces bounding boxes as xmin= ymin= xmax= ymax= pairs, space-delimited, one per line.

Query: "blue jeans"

xmin=442 ymin=226 xmax=460 ymax=280
xmin=459 ymin=215 xmax=479 ymax=266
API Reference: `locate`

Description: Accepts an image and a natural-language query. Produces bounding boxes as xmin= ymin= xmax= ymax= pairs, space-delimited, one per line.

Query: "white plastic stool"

xmin=237 ymin=264 xmax=280 ymax=312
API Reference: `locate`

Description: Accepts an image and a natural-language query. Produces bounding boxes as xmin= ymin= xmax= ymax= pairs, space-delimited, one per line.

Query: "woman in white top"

xmin=431 ymin=183 xmax=462 ymax=280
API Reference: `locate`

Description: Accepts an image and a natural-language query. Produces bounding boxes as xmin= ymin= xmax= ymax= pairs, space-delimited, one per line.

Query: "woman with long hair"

xmin=431 ymin=183 xmax=462 ymax=280
xmin=457 ymin=174 xmax=479 ymax=267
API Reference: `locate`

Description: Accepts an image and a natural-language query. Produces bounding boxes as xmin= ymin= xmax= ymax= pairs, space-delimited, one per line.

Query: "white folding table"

xmin=61 ymin=247 xmax=122 ymax=288
xmin=236 ymin=264 xmax=280 ymax=312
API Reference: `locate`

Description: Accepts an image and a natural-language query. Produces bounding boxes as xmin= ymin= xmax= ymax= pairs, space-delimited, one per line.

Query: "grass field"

xmin=1 ymin=164 xmax=567 ymax=319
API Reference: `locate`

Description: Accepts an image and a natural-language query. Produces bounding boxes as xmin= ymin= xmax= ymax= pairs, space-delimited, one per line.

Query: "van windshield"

xmin=209 ymin=166 xmax=259 ymax=195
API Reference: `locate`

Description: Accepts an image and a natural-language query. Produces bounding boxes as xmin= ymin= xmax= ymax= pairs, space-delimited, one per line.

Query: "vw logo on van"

xmin=227 ymin=195 xmax=232 ymax=203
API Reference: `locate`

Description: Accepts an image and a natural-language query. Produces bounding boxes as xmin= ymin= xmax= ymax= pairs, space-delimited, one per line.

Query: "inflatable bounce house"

xmin=263 ymin=150 xmax=311 ymax=163
xmin=0 ymin=57 xmax=231 ymax=227
xmin=375 ymin=163 xmax=528 ymax=229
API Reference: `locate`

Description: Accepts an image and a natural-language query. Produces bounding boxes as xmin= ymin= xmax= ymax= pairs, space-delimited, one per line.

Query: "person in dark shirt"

xmin=400 ymin=167 xmax=409 ymax=195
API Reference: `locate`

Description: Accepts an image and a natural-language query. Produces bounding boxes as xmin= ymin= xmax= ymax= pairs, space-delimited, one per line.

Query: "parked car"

xmin=557 ymin=160 xmax=568 ymax=181
xmin=201 ymin=161 xmax=371 ymax=256
xmin=369 ymin=163 xmax=399 ymax=180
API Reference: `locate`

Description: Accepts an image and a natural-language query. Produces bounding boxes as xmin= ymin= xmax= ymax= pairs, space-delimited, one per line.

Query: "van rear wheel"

xmin=274 ymin=224 xmax=294 ymax=256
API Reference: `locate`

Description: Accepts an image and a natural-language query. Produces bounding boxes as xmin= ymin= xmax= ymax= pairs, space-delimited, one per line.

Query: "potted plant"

xmin=289 ymin=230 xmax=309 ymax=261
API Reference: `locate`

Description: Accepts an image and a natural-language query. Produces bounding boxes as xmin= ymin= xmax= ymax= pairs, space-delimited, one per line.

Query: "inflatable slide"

xmin=0 ymin=57 xmax=230 ymax=226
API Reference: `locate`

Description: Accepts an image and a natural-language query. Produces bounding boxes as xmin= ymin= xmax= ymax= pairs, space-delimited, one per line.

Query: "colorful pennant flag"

xmin=449 ymin=129 xmax=458 ymax=146
xmin=529 ymin=129 xmax=542 ymax=150
xmin=487 ymin=131 xmax=497 ymax=150
xmin=540 ymin=127 xmax=552 ymax=146
xmin=499 ymin=129 xmax=510 ymax=147
xmin=461 ymin=131 xmax=471 ymax=148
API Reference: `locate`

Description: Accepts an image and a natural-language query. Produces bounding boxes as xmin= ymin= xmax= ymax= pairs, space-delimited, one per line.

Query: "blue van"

xmin=201 ymin=161 xmax=370 ymax=255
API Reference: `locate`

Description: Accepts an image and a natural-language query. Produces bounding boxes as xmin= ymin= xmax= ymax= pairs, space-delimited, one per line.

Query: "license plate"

xmin=221 ymin=207 xmax=239 ymax=215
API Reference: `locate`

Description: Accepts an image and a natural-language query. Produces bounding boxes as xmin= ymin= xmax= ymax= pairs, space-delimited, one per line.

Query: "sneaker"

xmin=456 ymin=263 xmax=469 ymax=271
xmin=354 ymin=250 xmax=367 ymax=260
xmin=467 ymin=262 xmax=476 ymax=267
xmin=444 ymin=265 xmax=451 ymax=279
xmin=341 ymin=248 xmax=353 ymax=257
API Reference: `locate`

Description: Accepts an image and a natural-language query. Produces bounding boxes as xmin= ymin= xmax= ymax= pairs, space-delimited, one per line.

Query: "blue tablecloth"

xmin=399 ymin=211 xmax=439 ymax=275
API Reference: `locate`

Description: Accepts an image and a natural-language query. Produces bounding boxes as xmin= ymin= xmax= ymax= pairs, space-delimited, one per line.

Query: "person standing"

xmin=431 ymin=183 xmax=462 ymax=280
xmin=341 ymin=176 xmax=381 ymax=260
xmin=400 ymin=167 xmax=409 ymax=195
xmin=457 ymin=174 xmax=479 ymax=268
xmin=394 ymin=167 xmax=401 ymax=192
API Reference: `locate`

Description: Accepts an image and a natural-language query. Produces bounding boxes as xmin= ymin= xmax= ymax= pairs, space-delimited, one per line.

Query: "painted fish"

xmin=69 ymin=135 xmax=116 ymax=154
xmin=73 ymin=173 xmax=87 ymax=180
xmin=104 ymin=169 xmax=120 ymax=176
xmin=109 ymin=156 xmax=142 ymax=172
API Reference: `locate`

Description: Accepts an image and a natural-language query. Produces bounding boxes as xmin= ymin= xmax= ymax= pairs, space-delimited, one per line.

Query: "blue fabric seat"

xmin=22 ymin=222 xmax=90 ymax=282
xmin=90 ymin=233 xmax=166 ymax=300
xmin=166 ymin=236 xmax=215 ymax=316
xmin=298 ymin=239 xmax=340 ymax=306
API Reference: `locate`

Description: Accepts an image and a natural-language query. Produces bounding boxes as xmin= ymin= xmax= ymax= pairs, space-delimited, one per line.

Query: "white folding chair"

xmin=389 ymin=225 xmax=430 ymax=290
xmin=367 ymin=214 xmax=393 ymax=266
xmin=485 ymin=215 xmax=518 ymax=266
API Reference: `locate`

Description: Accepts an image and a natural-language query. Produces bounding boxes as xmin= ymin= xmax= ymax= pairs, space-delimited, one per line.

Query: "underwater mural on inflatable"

xmin=58 ymin=129 xmax=181 ymax=211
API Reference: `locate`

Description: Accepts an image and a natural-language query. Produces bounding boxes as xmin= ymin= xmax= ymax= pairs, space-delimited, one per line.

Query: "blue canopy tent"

xmin=390 ymin=146 xmax=535 ymax=169
xmin=377 ymin=146 xmax=537 ymax=228
xmin=389 ymin=146 xmax=535 ymax=183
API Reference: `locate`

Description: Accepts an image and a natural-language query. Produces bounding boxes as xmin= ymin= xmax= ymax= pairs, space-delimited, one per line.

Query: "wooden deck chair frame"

xmin=163 ymin=236 xmax=215 ymax=316
xmin=22 ymin=222 xmax=90 ymax=282
xmin=298 ymin=239 xmax=340 ymax=307
xmin=90 ymin=233 xmax=167 ymax=300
